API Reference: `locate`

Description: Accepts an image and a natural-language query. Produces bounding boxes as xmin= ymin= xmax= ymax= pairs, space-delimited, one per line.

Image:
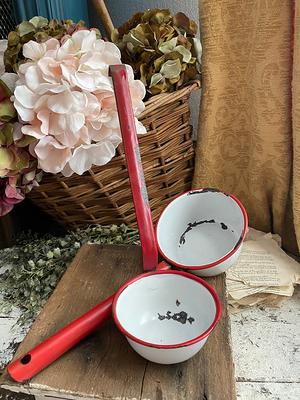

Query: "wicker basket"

xmin=29 ymin=81 xmax=200 ymax=229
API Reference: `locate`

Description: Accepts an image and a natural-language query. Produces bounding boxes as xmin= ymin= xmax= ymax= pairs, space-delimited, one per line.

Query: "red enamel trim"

xmin=112 ymin=270 xmax=222 ymax=349
xmin=155 ymin=188 xmax=248 ymax=270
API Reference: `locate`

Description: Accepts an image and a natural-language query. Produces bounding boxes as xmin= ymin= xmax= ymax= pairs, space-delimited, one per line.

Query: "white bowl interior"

xmin=115 ymin=274 xmax=216 ymax=346
xmin=157 ymin=190 xmax=245 ymax=267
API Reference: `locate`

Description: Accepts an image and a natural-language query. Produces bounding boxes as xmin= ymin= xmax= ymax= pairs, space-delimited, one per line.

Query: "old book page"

xmin=226 ymin=229 xmax=300 ymax=309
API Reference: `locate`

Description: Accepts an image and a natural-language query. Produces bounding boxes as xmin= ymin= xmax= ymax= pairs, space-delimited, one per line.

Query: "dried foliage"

xmin=112 ymin=9 xmax=201 ymax=95
xmin=0 ymin=224 xmax=139 ymax=326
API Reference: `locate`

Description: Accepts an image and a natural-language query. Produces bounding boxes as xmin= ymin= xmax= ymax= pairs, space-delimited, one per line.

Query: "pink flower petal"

xmin=61 ymin=162 xmax=73 ymax=177
xmin=130 ymin=80 xmax=146 ymax=114
xmin=21 ymin=124 xmax=44 ymax=139
xmin=89 ymin=125 xmax=121 ymax=146
xmin=23 ymin=41 xmax=46 ymax=60
xmin=35 ymin=136 xmax=71 ymax=173
xmin=73 ymin=71 xmax=96 ymax=91
xmin=33 ymin=94 xmax=50 ymax=112
xmin=77 ymin=126 xmax=91 ymax=145
xmin=48 ymin=113 xmax=66 ymax=136
xmin=14 ymin=85 xmax=38 ymax=108
xmin=47 ymin=91 xmax=73 ymax=113
xmin=45 ymin=38 xmax=60 ymax=52
xmin=14 ymin=99 xmax=35 ymax=122
xmin=134 ymin=118 xmax=147 ymax=134
xmin=37 ymin=57 xmax=61 ymax=81
xmin=81 ymin=30 xmax=97 ymax=51
xmin=61 ymin=63 xmax=76 ymax=83
xmin=5 ymin=184 xmax=24 ymax=200
xmin=68 ymin=141 xmax=116 ymax=174
xmin=0 ymin=202 xmax=14 ymax=216
xmin=103 ymin=41 xmax=121 ymax=59
xmin=37 ymin=110 xmax=50 ymax=134
xmin=55 ymin=130 xmax=79 ymax=147
xmin=73 ymin=30 xmax=95 ymax=50
xmin=24 ymin=65 xmax=43 ymax=91
xmin=71 ymin=91 xmax=88 ymax=111
xmin=67 ymin=112 xmax=85 ymax=133
xmin=104 ymin=111 xmax=120 ymax=129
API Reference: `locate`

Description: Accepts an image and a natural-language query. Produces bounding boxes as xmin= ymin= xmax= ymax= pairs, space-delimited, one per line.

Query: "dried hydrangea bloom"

xmin=14 ymin=30 xmax=146 ymax=175
xmin=0 ymin=39 xmax=42 ymax=216
xmin=112 ymin=9 xmax=202 ymax=95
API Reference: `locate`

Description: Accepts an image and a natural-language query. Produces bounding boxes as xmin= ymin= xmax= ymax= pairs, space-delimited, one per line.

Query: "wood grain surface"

xmin=1 ymin=244 xmax=236 ymax=400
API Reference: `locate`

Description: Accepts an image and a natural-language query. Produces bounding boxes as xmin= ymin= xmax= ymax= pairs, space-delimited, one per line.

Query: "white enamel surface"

xmin=127 ymin=336 xmax=207 ymax=364
xmin=157 ymin=190 xmax=245 ymax=270
xmin=115 ymin=274 xmax=216 ymax=349
xmin=191 ymin=246 xmax=243 ymax=277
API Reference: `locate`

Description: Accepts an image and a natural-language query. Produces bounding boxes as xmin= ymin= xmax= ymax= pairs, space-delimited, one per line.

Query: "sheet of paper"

xmin=228 ymin=239 xmax=300 ymax=286
xmin=226 ymin=228 xmax=300 ymax=310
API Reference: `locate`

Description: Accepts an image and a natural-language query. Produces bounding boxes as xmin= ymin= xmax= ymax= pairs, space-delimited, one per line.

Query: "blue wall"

xmin=14 ymin=0 xmax=89 ymax=24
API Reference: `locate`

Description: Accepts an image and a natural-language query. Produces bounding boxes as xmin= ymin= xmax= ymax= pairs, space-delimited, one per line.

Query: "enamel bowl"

xmin=113 ymin=270 xmax=221 ymax=364
xmin=156 ymin=188 xmax=248 ymax=277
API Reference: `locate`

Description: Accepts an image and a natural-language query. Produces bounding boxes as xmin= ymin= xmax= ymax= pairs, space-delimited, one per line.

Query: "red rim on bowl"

xmin=112 ymin=270 xmax=222 ymax=349
xmin=155 ymin=188 xmax=248 ymax=270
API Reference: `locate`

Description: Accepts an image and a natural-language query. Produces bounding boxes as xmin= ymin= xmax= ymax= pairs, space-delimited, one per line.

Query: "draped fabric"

xmin=13 ymin=0 xmax=89 ymax=24
xmin=194 ymin=0 xmax=300 ymax=253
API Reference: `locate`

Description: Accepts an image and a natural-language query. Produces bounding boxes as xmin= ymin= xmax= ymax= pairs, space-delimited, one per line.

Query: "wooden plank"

xmin=1 ymin=244 xmax=235 ymax=400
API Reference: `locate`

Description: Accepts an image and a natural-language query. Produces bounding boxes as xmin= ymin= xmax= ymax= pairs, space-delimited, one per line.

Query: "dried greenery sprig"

xmin=0 ymin=224 xmax=139 ymax=326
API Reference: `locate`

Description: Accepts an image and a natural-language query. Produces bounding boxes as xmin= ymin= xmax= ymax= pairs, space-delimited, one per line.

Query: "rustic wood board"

xmin=1 ymin=244 xmax=236 ymax=400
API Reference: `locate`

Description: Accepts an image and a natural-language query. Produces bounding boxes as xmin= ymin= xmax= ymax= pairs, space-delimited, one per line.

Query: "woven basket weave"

xmin=29 ymin=81 xmax=200 ymax=229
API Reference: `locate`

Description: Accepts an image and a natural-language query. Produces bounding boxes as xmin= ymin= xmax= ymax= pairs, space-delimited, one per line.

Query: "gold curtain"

xmin=194 ymin=0 xmax=300 ymax=253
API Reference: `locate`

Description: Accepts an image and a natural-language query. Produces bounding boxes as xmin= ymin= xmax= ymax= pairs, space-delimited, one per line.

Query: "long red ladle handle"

xmin=7 ymin=295 xmax=114 ymax=382
xmin=109 ymin=64 xmax=158 ymax=272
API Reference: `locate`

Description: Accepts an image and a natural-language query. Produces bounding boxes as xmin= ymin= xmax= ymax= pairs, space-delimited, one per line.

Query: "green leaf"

xmin=18 ymin=21 xmax=36 ymax=37
xmin=0 ymin=80 xmax=11 ymax=101
xmin=16 ymin=134 xmax=36 ymax=148
xmin=158 ymin=37 xmax=177 ymax=54
xmin=149 ymin=73 xmax=164 ymax=88
xmin=192 ymin=38 xmax=202 ymax=63
xmin=0 ymin=98 xmax=17 ymax=122
xmin=29 ymin=16 xmax=48 ymax=29
xmin=174 ymin=45 xmax=191 ymax=63
xmin=8 ymin=147 xmax=30 ymax=172
xmin=160 ymin=59 xmax=182 ymax=79
xmin=7 ymin=31 xmax=19 ymax=46
xmin=0 ymin=125 xmax=13 ymax=146
xmin=0 ymin=147 xmax=14 ymax=172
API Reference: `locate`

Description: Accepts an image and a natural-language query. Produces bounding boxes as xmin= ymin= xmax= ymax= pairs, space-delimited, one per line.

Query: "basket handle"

xmin=92 ymin=0 xmax=114 ymax=39
xmin=109 ymin=65 xmax=158 ymax=272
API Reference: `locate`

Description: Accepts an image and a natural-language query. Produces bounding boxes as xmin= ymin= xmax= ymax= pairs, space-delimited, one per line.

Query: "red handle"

xmin=8 ymin=295 xmax=114 ymax=382
xmin=109 ymin=65 xmax=158 ymax=272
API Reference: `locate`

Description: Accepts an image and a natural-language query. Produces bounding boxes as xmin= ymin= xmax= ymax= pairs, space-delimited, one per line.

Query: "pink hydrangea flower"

xmin=14 ymin=30 xmax=147 ymax=175
xmin=0 ymin=176 xmax=24 ymax=216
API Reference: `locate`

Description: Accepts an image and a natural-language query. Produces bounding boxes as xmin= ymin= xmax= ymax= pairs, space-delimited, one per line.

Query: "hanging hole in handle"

xmin=20 ymin=354 xmax=31 ymax=365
